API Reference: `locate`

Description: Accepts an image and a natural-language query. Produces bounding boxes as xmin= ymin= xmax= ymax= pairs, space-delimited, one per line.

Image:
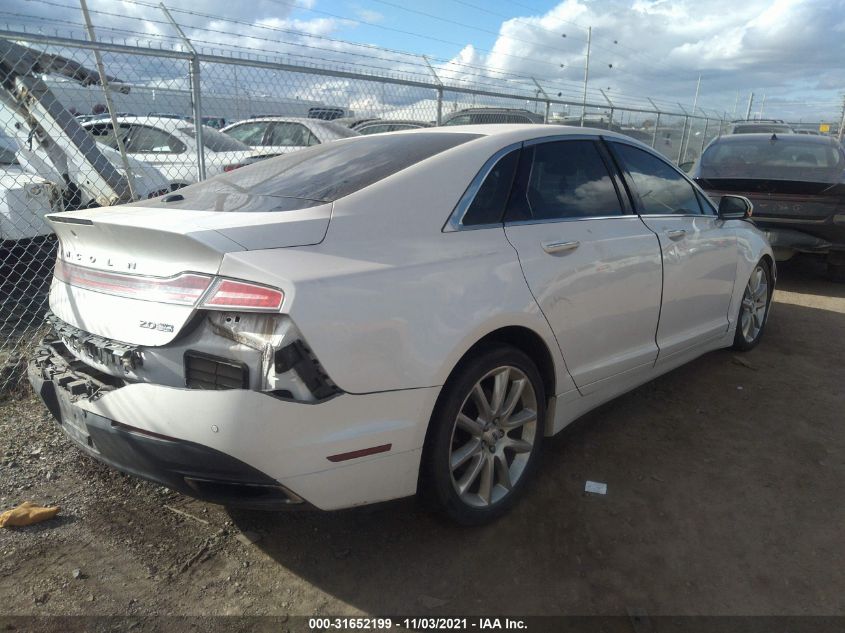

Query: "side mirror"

xmin=718 ymin=195 xmax=753 ymax=220
xmin=679 ymin=160 xmax=694 ymax=173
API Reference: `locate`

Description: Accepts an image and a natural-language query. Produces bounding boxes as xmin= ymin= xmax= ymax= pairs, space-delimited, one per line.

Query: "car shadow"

xmin=775 ymin=255 xmax=845 ymax=299
xmin=228 ymin=293 xmax=845 ymax=616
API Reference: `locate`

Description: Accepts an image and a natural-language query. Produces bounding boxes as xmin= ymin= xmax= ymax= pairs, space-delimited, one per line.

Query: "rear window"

xmin=179 ymin=127 xmax=249 ymax=152
xmin=700 ymin=138 xmax=845 ymax=182
xmin=162 ymin=132 xmax=481 ymax=210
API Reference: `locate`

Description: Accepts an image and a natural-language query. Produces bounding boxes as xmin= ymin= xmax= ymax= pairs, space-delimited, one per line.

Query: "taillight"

xmin=200 ymin=279 xmax=284 ymax=312
xmin=223 ymin=163 xmax=245 ymax=172
xmin=53 ymin=260 xmax=284 ymax=312
xmin=54 ymin=259 xmax=212 ymax=306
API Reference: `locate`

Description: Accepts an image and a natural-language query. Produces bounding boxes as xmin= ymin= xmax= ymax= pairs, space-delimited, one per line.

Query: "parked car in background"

xmin=352 ymin=119 xmax=432 ymax=135
xmin=692 ymin=133 xmax=845 ymax=279
xmin=550 ymin=115 xmax=622 ymax=132
xmin=200 ymin=116 xmax=226 ymax=129
xmin=82 ymin=116 xmax=256 ymax=187
xmin=307 ymin=106 xmax=348 ymax=121
xmin=220 ymin=116 xmax=358 ymax=157
xmin=442 ymin=108 xmax=544 ymax=125
xmin=729 ymin=119 xmax=794 ymax=134
xmin=30 ymin=125 xmax=773 ymax=524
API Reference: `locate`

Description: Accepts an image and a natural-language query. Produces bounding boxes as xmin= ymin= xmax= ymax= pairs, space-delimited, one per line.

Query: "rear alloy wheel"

xmin=422 ymin=346 xmax=545 ymax=525
xmin=732 ymin=260 xmax=772 ymax=351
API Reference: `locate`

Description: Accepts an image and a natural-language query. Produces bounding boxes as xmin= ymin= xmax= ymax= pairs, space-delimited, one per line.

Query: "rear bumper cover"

xmin=28 ymin=338 xmax=436 ymax=510
xmin=761 ymin=227 xmax=833 ymax=255
xmin=29 ymin=342 xmax=304 ymax=509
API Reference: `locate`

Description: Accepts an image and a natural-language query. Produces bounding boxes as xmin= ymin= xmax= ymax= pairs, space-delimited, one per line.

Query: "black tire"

xmin=420 ymin=345 xmax=546 ymax=525
xmin=732 ymin=259 xmax=773 ymax=351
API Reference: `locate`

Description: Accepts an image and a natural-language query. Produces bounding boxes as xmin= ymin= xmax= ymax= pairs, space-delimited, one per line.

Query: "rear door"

xmin=503 ymin=138 xmax=663 ymax=393
xmin=608 ymin=140 xmax=738 ymax=359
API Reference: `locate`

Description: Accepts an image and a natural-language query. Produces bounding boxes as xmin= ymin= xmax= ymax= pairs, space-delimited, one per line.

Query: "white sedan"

xmin=30 ymin=126 xmax=774 ymax=524
xmin=220 ymin=116 xmax=358 ymax=157
xmin=82 ymin=116 xmax=257 ymax=189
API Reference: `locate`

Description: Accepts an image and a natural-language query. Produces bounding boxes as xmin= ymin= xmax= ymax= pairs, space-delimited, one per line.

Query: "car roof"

xmin=709 ymin=132 xmax=838 ymax=146
xmin=81 ymin=116 xmax=194 ymax=131
xmin=380 ymin=123 xmax=652 ymax=147
xmin=356 ymin=119 xmax=431 ymax=126
xmin=224 ymin=116 xmax=328 ymax=125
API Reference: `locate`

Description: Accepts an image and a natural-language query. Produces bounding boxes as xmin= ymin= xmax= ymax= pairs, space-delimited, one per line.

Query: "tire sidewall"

xmin=421 ymin=345 xmax=546 ymax=525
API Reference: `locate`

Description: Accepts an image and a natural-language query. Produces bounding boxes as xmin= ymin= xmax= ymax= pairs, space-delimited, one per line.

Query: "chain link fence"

xmin=0 ymin=28 xmax=736 ymax=393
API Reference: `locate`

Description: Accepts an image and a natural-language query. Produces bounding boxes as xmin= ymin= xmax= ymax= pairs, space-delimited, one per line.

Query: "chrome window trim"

xmin=523 ymin=133 xmax=597 ymax=147
xmin=443 ymin=141 xmax=523 ymax=233
xmin=638 ymin=213 xmax=715 ymax=218
xmin=505 ymin=214 xmax=645 ymax=228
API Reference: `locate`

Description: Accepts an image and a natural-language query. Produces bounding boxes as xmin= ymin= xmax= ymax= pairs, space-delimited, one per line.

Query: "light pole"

xmin=580 ymin=26 xmax=592 ymax=127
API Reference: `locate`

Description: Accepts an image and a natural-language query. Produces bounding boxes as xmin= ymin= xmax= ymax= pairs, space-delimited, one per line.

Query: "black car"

xmin=692 ymin=133 xmax=845 ymax=279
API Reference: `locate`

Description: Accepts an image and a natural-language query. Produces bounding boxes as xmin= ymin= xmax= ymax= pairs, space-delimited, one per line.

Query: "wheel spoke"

xmin=478 ymin=453 xmax=495 ymax=504
xmin=471 ymin=383 xmax=493 ymax=422
xmin=456 ymin=453 xmax=485 ymax=495
xmin=450 ymin=437 xmax=482 ymax=471
xmin=490 ymin=368 xmax=510 ymax=416
xmin=494 ymin=453 xmax=512 ymax=491
xmin=741 ymin=310 xmax=751 ymax=338
xmin=502 ymin=436 xmax=532 ymax=453
xmin=499 ymin=378 xmax=526 ymax=423
xmin=500 ymin=407 xmax=536 ymax=430
xmin=753 ymin=267 xmax=763 ymax=292
xmin=456 ymin=413 xmax=484 ymax=437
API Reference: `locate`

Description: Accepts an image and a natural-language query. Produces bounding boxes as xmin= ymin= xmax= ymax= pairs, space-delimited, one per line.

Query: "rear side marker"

xmin=326 ymin=444 xmax=392 ymax=462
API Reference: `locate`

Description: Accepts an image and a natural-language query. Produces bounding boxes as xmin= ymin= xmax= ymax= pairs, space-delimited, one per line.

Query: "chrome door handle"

xmin=541 ymin=240 xmax=580 ymax=254
xmin=667 ymin=229 xmax=687 ymax=240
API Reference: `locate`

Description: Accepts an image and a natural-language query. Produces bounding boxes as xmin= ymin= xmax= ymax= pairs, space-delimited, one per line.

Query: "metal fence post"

xmin=647 ymin=99 xmax=661 ymax=149
xmin=423 ymin=56 xmax=443 ymax=125
xmin=653 ymin=114 xmax=661 ymax=148
xmin=531 ymin=78 xmax=550 ymax=124
xmin=160 ymin=3 xmax=205 ymax=181
xmin=699 ymin=116 xmax=710 ymax=155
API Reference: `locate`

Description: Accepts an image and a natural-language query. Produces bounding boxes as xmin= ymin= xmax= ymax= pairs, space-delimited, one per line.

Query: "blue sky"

xmin=5 ymin=0 xmax=845 ymax=121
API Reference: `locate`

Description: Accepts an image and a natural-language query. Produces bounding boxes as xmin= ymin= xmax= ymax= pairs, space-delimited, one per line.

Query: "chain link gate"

xmin=0 ymin=28 xmax=731 ymax=394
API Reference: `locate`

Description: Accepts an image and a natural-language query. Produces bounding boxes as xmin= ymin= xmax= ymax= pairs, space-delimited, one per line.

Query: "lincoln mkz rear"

xmin=30 ymin=127 xmax=774 ymax=524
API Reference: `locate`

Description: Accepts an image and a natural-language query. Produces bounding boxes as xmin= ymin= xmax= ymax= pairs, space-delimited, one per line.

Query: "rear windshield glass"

xmin=699 ymin=139 xmax=845 ymax=182
xmin=179 ymin=127 xmax=249 ymax=152
xmin=165 ymin=132 xmax=480 ymax=209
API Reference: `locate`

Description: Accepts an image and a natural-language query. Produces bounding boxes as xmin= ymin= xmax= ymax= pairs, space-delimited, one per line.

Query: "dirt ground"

xmin=1 ymin=256 xmax=844 ymax=622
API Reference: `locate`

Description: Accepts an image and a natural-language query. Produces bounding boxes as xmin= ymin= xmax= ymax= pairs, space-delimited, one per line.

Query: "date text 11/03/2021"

xmin=308 ymin=618 xmax=528 ymax=630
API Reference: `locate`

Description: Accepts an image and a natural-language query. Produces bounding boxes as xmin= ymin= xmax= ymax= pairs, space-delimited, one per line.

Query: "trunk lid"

xmin=46 ymin=195 xmax=331 ymax=346
xmin=698 ymin=179 xmax=844 ymax=221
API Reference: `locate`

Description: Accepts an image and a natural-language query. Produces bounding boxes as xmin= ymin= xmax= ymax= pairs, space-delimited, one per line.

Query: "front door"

xmin=608 ymin=141 xmax=738 ymax=359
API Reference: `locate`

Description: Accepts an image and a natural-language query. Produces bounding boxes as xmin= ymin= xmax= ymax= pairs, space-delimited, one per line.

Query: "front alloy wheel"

xmin=422 ymin=345 xmax=545 ymax=525
xmin=733 ymin=260 xmax=772 ymax=351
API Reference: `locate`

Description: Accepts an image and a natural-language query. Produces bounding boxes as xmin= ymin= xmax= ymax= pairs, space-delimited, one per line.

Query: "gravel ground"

xmin=1 ymin=256 xmax=844 ymax=624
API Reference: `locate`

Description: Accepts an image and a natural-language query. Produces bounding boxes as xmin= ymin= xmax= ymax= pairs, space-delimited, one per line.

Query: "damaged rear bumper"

xmin=29 ymin=340 xmax=305 ymax=509
xmin=28 ymin=337 xmax=437 ymax=511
